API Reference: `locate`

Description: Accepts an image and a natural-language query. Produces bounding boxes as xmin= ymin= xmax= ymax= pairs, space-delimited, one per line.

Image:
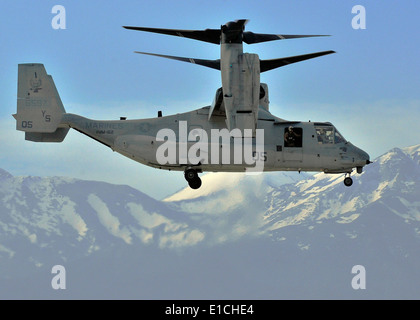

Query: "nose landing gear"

xmin=343 ymin=173 xmax=353 ymax=187
xmin=184 ymin=168 xmax=202 ymax=189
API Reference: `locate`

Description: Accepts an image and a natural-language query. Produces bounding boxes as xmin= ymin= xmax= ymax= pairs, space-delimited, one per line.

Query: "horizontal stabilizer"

xmin=25 ymin=128 xmax=69 ymax=142
xmin=134 ymin=51 xmax=221 ymax=70
xmin=260 ymin=50 xmax=335 ymax=72
xmin=123 ymin=26 xmax=221 ymax=44
xmin=243 ymin=32 xmax=330 ymax=44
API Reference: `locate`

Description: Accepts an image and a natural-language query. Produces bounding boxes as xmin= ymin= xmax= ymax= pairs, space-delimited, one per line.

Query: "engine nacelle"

xmin=260 ymin=83 xmax=269 ymax=111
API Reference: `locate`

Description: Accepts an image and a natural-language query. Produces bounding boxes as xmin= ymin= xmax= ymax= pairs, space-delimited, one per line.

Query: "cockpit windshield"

xmin=314 ymin=123 xmax=346 ymax=144
xmin=334 ymin=128 xmax=346 ymax=144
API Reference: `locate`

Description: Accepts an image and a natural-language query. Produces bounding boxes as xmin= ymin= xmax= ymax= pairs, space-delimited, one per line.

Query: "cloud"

xmin=129 ymin=228 xmax=154 ymax=245
xmin=0 ymin=244 xmax=15 ymax=259
xmin=59 ymin=201 xmax=88 ymax=239
xmin=164 ymin=172 xmax=246 ymax=202
xmin=126 ymin=202 xmax=206 ymax=248
xmin=87 ymin=194 xmax=132 ymax=244
xmin=159 ymin=229 xmax=205 ymax=249
xmin=17 ymin=225 xmax=37 ymax=244
xmin=126 ymin=202 xmax=172 ymax=229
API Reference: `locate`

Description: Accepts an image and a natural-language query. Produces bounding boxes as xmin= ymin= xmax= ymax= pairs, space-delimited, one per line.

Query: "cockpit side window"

xmin=315 ymin=126 xmax=334 ymax=144
xmin=315 ymin=125 xmax=346 ymax=144
xmin=284 ymin=126 xmax=302 ymax=148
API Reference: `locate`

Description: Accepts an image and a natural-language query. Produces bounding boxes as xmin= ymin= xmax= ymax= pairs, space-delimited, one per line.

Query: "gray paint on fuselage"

xmin=61 ymin=107 xmax=367 ymax=174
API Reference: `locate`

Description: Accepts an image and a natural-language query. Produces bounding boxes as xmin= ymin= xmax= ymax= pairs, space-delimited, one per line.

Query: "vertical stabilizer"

xmin=15 ymin=63 xmax=66 ymax=133
xmin=14 ymin=64 xmax=68 ymax=142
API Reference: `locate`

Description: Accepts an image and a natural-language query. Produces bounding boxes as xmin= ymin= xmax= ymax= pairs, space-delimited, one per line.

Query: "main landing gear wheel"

xmin=344 ymin=176 xmax=353 ymax=187
xmin=188 ymin=177 xmax=202 ymax=189
xmin=184 ymin=169 xmax=202 ymax=189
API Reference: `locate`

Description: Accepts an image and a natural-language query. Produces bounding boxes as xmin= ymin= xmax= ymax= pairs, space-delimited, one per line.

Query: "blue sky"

xmin=1 ymin=0 xmax=420 ymax=199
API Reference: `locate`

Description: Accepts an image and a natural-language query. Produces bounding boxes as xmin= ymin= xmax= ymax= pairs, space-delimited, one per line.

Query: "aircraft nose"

xmin=361 ymin=149 xmax=370 ymax=164
xmin=346 ymin=143 xmax=370 ymax=165
xmin=354 ymin=145 xmax=371 ymax=165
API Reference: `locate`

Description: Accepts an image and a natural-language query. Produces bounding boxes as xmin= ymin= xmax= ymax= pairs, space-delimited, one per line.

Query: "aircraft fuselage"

xmin=61 ymin=106 xmax=369 ymax=174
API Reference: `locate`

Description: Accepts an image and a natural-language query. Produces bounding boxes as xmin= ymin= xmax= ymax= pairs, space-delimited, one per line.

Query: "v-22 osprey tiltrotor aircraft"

xmin=14 ymin=19 xmax=370 ymax=189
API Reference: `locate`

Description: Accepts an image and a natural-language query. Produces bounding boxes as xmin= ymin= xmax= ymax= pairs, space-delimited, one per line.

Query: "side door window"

xmin=284 ymin=126 xmax=302 ymax=147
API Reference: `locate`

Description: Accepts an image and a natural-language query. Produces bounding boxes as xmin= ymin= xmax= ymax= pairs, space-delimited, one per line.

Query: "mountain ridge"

xmin=1 ymin=144 xmax=420 ymax=298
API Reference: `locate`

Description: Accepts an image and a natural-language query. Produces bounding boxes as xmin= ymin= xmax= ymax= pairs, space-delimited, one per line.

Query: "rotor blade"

xmin=243 ymin=32 xmax=330 ymax=44
xmin=123 ymin=26 xmax=221 ymax=44
xmin=134 ymin=51 xmax=221 ymax=70
xmin=260 ymin=50 xmax=335 ymax=72
xmin=234 ymin=19 xmax=249 ymax=28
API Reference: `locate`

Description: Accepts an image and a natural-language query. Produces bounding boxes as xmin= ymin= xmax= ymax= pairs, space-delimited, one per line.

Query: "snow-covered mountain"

xmin=165 ymin=144 xmax=420 ymax=225
xmin=264 ymin=145 xmax=420 ymax=231
xmin=1 ymin=144 xmax=420 ymax=299
xmin=0 ymin=172 xmax=204 ymax=272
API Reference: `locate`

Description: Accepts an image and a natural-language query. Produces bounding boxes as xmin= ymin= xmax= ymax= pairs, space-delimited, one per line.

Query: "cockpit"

xmin=314 ymin=123 xmax=346 ymax=145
